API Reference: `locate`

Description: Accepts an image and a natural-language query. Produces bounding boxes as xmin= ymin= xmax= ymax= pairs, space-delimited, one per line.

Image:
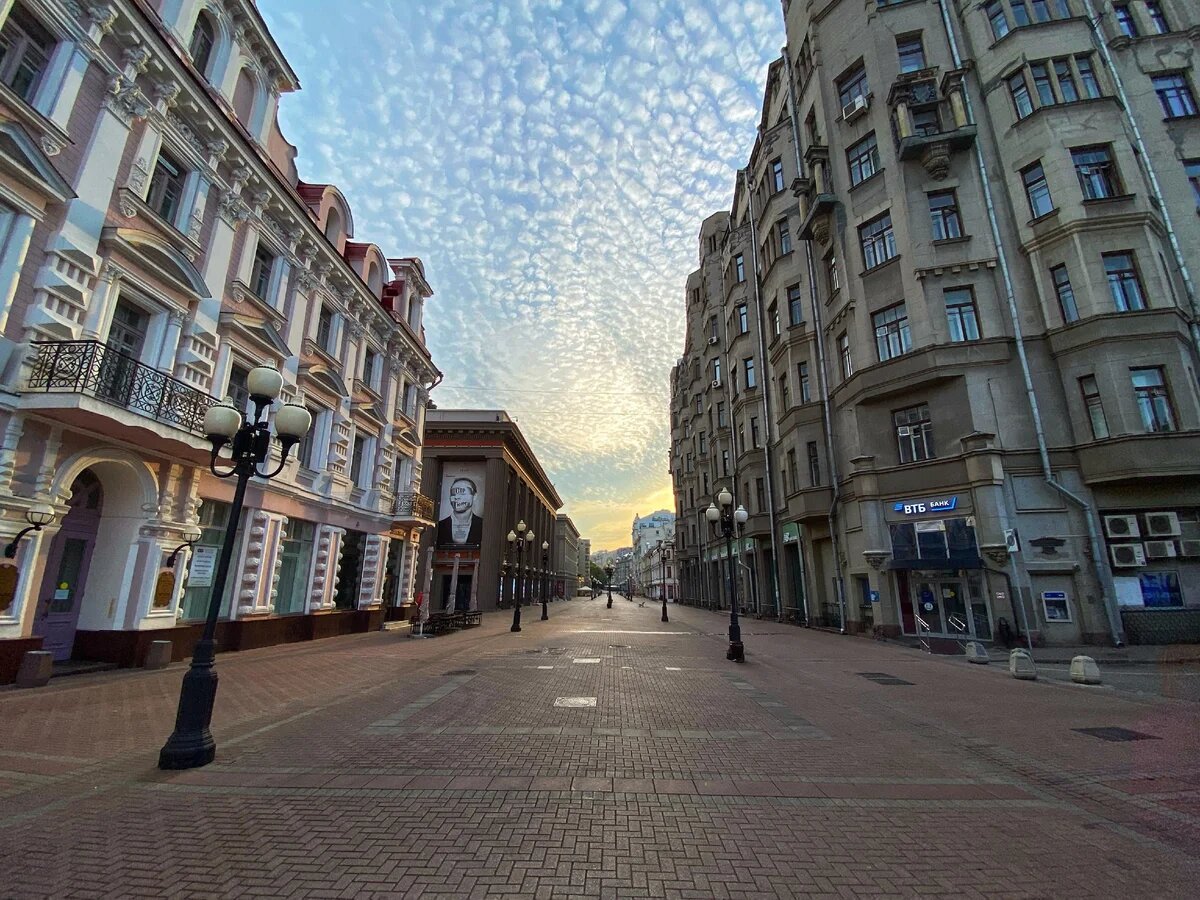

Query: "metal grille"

xmin=26 ymin=340 xmax=217 ymax=435
xmin=392 ymin=491 xmax=435 ymax=521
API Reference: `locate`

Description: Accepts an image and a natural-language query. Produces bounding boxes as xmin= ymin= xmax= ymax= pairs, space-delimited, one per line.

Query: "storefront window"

xmin=334 ymin=530 xmax=365 ymax=609
xmin=180 ymin=501 xmax=243 ymax=621
xmin=275 ymin=519 xmax=315 ymax=614
xmin=889 ymin=517 xmax=978 ymax=562
xmin=1139 ymin=572 xmax=1182 ymax=607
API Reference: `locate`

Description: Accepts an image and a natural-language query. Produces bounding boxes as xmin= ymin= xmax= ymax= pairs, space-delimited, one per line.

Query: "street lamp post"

xmin=605 ymin=563 xmax=614 ymax=608
xmin=541 ymin=540 xmax=550 ymax=620
xmin=658 ymin=539 xmax=669 ymax=624
xmin=706 ymin=487 xmax=748 ymax=663
xmin=2 ymin=503 xmax=55 ymax=558
xmin=159 ymin=366 xmax=312 ymax=769
xmin=507 ymin=521 xmax=535 ymax=633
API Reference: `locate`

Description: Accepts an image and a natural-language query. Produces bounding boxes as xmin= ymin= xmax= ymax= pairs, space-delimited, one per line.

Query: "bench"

xmin=462 ymin=610 xmax=482 ymax=627
xmin=424 ymin=613 xmax=453 ymax=636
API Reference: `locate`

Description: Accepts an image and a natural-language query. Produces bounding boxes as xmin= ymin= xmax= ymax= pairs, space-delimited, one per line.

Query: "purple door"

xmin=36 ymin=471 xmax=103 ymax=661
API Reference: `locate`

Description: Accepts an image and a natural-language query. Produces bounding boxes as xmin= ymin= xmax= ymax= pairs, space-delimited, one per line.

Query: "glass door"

xmin=939 ymin=580 xmax=970 ymax=638
xmin=913 ymin=579 xmax=944 ymax=634
xmin=98 ymin=299 xmax=149 ymax=405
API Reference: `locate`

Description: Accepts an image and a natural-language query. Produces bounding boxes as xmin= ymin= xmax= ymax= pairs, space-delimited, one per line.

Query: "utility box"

xmin=143 ymin=640 xmax=173 ymax=670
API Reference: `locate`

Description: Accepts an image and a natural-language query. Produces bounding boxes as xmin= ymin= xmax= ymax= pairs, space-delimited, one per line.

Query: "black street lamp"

xmin=541 ymin=540 xmax=550 ymax=620
xmin=159 ymin=366 xmax=312 ymax=769
xmin=605 ymin=563 xmax=614 ymax=608
xmin=507 ymin=520 xmax=534 ymax=632
xmin=657 ymin=539 xmax=669 ymax=624
xmin=3 ymin=503 xmax=55 ymax=558
xmin=706 ymin=487 xmax=748 ymax=663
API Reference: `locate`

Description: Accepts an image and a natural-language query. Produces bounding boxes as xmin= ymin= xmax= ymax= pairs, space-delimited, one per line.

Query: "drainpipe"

xmin=1077 ymin=0 xmax=1200 ymax=361
xmin=935 ymin=1 xmax=1123 ymax=645
xmin=782 ymin=50 xmax=846 ymax=633
xmin=741 ymin=166 xmax=787 ymax=620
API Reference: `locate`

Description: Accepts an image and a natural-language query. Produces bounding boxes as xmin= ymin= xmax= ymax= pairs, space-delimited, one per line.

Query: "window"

xmin=769 ymin=303 xmax=781 ymax=337
xmin=928 ymin=191 xmax=962 ymax=240
xmin=1079 ymin=375 xmax=1109 ymax=439
xmin=713 ymin=357 xmax=722 ymax=384
xmin=787 ymin=284 xmax=803 ymax=326
xmin=317 ymin=306 xmax=335 ymax=353
xmin=838 ymin=332 xmax=853 ymax=379
xmin=744 ymin=357 xmax=756 ymax=389
xmin=777 ymin=219 xmax=792 ymax=255
xmin=897 ymin=35 xmax=926 ymax=73
xmin=771 ymin=158 xmax=785 ymax=192
xmin=847 ymin=133 xmax=880 ymax=186
xmin=944 ymin=287 xmax=980 ymax=341
xmin=778 ymin=374 xmax=789 ymax=412
xmin=787 ymin=448 xmax=798 ymax=492
xmin=1104 ymin=251 xmax=1146 ymax=311
xmin=1011 ymin=0 xmax=1031 ymax=26
xmin=362 ymin=348 xmax=379 ymax=389
xmin=737 ymin=422 xmax=745 ymax=454
xmin=1030 ymin=0 xmax=1052 ymax=21
xmin=709 ymin=315 xmax=718 ymax=340
xmin=189 ymin=12 xmax=216 ymax=76
xmin=350 ymin=435 xmax=368 ymax=486
xmin=1146 ymin=1 xmax=1169 ymax=33
xmin=1187 ymin=160 xmax=1200 ymax=208
xmin=859 ymin=211 xmax=897 ymax=269
xmin=750 ymin=417 xmax=761 ymax=448
xmin=911 ymin=108 xmax=941 ymax=136
xmin=1008 ymin=71 xmax=1033 ymax=118
xmin=297 ymin=408 xmax=322 ymax=468
xmin=1054 ymin=59 xmax=1079 ymax=102
xmin=1131 ymin=367 xmax=1175 ymax=431
xmin=721 ymin=448 xmax=730 ymax=476
xmin=798 ymin=362 xmax=811 ymax=402
xmin=1072 ymin=145 xmax=1121 ymax=199
xmin=894 ymin=404 xmax=934 ymax=463
xmin=807 ymin=441 xmax=821 ymax=486
xmin=986 ymin=1 xmax=1010 ymax=39
xmin=1152 ymin=73 xmax=1197 ymax=119
xmin=735 ymin=254 xmax=745 ymax=283
xmin=1076 ymin=55 xmax=1101 ymax=99
xmin=227 ymin=364 xmax=251 ymax=413
xmin=716 ymin=400 xmax=727 ymax=427
xmin=147 ymin=149 xmax=186 ymax=225
xmin=699 ymin=430 xmax=707 ymax=455
xmin=0 ymin=4 xmax=54 ymax=103
xmin=1113 ymin=4 xmax=1138 ymax=37
xmin=873 ymin=303 xmax=912 ymax=361
xmin=275 ymin=519 xmax=316 ymax=615
xmin=1022 ymin=161 xmax=1054 ymax=218
xmin=1051 ymin=265 xmax=1079 ymax=322
xmin=828 ymin=253 xmax=840 ymax=293
xmin=755 ymin=478 xmax=766 ymax=511
xmin=736 ymin=303 xmax=749 ymax=334
xmin=250 ymin=243 xmax=276 ymax=301
xmin=837 ymin=64 xmax=869 ymax=108
xmin=1030 ymin=63 xmax=1056 ymax=107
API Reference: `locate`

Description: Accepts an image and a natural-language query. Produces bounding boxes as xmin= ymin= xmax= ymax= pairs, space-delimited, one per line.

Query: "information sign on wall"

xmin=188 ymin=546 xmax=218 ymax=588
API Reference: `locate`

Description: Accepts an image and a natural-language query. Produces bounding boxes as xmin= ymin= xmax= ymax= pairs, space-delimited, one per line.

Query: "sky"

xmin=262 ymin=0 xmax=782 ymax=550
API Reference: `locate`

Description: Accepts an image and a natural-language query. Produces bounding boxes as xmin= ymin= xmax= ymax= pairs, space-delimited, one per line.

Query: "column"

xmin=308 ymin=524 xmax=344 ymax=612
xmin=80 ymin=264 xmax=121 ymax=338
xmin=0 ymin=214 xmax=34 ymax=332
xmin=235 ymin=509 xmax=286 ymax=616
xmin=356 ymin=533 xmax=385 ymax=609
xmin=158 ymin=310 xmax=186 ymax=371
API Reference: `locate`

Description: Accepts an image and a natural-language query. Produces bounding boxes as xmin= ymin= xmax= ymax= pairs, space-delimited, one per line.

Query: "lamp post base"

xmin=541 ymin=600 xmax=548 ymax=621
xmin=511 ymin=606 xmax=522 ymax=633
xmin=158 ymin=639 xmax=220 ymax=770
xmin=661 ymin=602 xmax=669 ymax=623
xmin=726 ymin=641 xmax=745 ymax=663
xmin=607 ymin=595 xmax=613 ymax=609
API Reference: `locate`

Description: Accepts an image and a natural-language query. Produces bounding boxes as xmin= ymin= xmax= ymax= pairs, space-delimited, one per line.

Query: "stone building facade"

xmin=0 ymin=0 xmax=438 ymax=681
xmin=671 ymin=0 xmax=1200 ymax=646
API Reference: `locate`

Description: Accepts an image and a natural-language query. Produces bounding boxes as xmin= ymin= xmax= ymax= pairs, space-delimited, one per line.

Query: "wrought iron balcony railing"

xmin=392 ymin=490 xmax=435 ymax=522
xmin=25 ymin=340 xmax=219 ymax=436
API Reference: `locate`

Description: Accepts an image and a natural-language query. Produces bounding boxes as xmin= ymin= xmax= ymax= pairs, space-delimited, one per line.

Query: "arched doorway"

xmin=37 ymin=469 xmax=103 ymax=660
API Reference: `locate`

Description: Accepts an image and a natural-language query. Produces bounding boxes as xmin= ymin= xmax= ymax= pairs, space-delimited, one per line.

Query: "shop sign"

xmin=188 ymin=546 xmax=218 ymax=588
xmin=893 ymin=496 xmax=958 ymax=516
xmin=782 ymin=523 xmax=799 ymax=544
xmin=153 ymin=569 xmax=177 ymax=610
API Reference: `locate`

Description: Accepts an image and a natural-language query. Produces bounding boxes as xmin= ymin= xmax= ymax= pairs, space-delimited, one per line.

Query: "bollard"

xmin=143 ymin=640 xmax=173 ymax=670
xmin=15 ymin=650 xmax=53 ymax=688
xmin=1069 ymin=655 xmax=1102 ymax=685
xmin=1009 ymin=648 xmax=1037 ymax=681
xmin=964 ymin=641 xmax=989 ymax=664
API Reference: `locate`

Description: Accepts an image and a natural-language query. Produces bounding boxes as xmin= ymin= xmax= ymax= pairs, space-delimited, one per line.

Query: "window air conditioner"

xmin=1109 ymin=543 xmax=1146 ymax=568
xmin=1144 ymin=540 xmax=1178 ymax=559
xmin=1144 ymin=511 xmax=1181 ymax=537
xmin=708 ymin=336 xmax=719 ymax=345
xmin=1103 ymin=515 xmax=1140 ymax=539
xmin=711 ymin=379 xmax=722 ymax=389
xmin=1179 ymin=540 xmax=1200 ymax=558
xmin=842 ymin=94 xmax=868 ymax=121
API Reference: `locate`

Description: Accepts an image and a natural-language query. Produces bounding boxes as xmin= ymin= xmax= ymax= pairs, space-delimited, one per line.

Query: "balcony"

xmin=23 ymin=340 xmax=218 ymax=453
xmin=796 ymin=152 xmax=837 ymax=243
xmin=888 ymin=69 xmax=976 ymax=180
xmin=392 ymin=490 xmax=436 ymax=525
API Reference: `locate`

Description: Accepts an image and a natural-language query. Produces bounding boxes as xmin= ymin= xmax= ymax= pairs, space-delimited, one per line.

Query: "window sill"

xmin=1027 ymin=207 xmax=1060 ymax=227
xmin=932 ymin=235 xmax=971 ymax=246
xmin=117 ymin=188 xmax=204 ymax=260
xmin=1082 ymin=193 xmax=1136 ymax=206
xmin=989 ymin=16 xmax=1090 ymax=51
xmin=860 ymin=254 xmax=902 ymax=277
xmin=1011 ymin=96 xmax=1113 ymax=129
xmin=230 ymin=279 xmax=286 ymax=324
xmin=848 ymin=169 xmax=885 ymax=193
xmin=875 ymin=0 xmax=926 ymax=11
xmin=1163 ymin=113 xmax=1200 ymax=123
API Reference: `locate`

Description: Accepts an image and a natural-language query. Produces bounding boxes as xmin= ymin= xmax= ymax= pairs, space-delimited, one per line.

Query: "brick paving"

xmin=1 ymin=599 xmax=1198 ymax=897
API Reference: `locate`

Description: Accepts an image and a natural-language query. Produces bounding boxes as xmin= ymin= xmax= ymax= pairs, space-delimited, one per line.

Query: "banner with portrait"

xmin=436 ymin=463 xmax=486 ymax=547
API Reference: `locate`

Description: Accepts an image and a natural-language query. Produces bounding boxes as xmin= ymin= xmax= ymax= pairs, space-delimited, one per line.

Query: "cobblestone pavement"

xmin=1 ymin=598 xmax=1198 ymax=898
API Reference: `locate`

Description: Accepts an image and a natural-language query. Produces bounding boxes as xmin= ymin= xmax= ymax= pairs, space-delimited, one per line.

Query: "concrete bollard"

xmin=143 ymin=640 xmax=173 ymax=670
xmin=1070 ymin=655 xmax=1102 ymax=685
xmin=15 ymin=650 xmax=53 ymax=688
xmin=1009 ymin=648 xmax=1037 ymax=681
xmin=964 ymin=641 xmax=989 ymax=664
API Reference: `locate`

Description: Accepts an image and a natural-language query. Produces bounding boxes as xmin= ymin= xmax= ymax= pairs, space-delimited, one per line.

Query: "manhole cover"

xmin=554 ymin=697 xmax=597 ymax=708
xmin=443 ymin=669 xmax=476 ymax=676
xmin=1073 ymin=727 xmax=1160 ymax=742
xmin=858 ymin=672 xmax=913 ymax=685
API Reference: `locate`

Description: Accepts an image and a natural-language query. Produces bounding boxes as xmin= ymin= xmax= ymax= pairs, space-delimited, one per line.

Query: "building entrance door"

xmin=909 ymin=574 xmax=990 ymax=640
xmin=37 ymin=470 xmax=103 ymax=660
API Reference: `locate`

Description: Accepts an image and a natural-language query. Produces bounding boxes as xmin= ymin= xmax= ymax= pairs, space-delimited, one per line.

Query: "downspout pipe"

xmin=935 ymin=1 xmax=1123 ymax=645
xmin=782 ymin=49 xmax=845 ymax=632
xmin=742 ymin=166 xmax=786 ymax=620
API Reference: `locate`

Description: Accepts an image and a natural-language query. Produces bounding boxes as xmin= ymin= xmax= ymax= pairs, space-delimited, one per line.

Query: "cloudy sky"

xmin=262 ymin=0 xmax=781 ymax=549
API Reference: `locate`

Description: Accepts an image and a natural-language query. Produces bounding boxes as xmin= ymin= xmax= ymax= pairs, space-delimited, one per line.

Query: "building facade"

xmin=0 ymin=0 xmax=439 ymax=681
xmin=553 ymin=512 xmax=581 ymax=598
xmin=671 ymin=0 xmax=1200 ymax=645
xmin=416 ymin=409 xmax=562 ymax=612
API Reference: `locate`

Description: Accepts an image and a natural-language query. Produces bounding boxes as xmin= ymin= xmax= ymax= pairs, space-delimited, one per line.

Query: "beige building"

xmin=0 ymin=0 xmax=439 ymax=682
xmin=671 ymin=0 xmax=1200 ymax=646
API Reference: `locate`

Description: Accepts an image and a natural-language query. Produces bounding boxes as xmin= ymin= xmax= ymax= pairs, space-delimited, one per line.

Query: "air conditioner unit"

xmin=1144 ymin=540 xmax=1178 ymax=559
xmin=1144 ymin=511 xmax=1181 ymax=537
xmin=1179 ymin=540 xmax=1200 ymax=558
xmin=1110 ymin=543 xmax=1146 ymax=568
xmin=842 ymin=94 xmax=868 ymax=121
xmin=711 ymin=379 xmax=722 ymax=389
xmin=1103 ymin=515 xmax=1140 ymax=539
xmin=708 ymin=336 xmax=719 ymax=345
xmin=896 ymin=425 xmax=911 ymax=437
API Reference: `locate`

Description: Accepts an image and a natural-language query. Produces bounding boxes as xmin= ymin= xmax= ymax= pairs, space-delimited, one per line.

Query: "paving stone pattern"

xmin=0 ymin=599 xmax=1198 ymax=898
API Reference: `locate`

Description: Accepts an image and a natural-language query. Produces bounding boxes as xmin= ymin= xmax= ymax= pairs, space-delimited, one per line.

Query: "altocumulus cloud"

xmin=262 ymin=0 xmax=780 ymax=549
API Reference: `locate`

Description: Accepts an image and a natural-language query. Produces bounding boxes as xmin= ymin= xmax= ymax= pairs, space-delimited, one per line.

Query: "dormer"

xmin=297 ymin=182 xmax=354 ymax=254
xmin=386 ymin=257 xmax=432 ymax=339
xmin=343 ymin=241 xmax=389 ymax=300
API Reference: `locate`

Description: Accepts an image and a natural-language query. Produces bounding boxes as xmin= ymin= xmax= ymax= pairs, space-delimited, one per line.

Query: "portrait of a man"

xmin=436 ymin=468 xmax=485 ymax=546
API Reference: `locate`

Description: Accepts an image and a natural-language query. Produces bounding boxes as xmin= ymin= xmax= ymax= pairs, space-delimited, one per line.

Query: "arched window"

xmin=232 ymin=67 xmax=256 ymax=125
xmin=366 ymin=261 xmax=383 ymax=297
xmin=324 ymin=207 xmax=342 ymax=243
xmin=189 ymin=13 xmax=216 ymax=77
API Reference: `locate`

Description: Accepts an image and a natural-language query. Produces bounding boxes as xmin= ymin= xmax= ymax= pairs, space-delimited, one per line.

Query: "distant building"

xmin=554 ymin=514 xmax=580 ymax=598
